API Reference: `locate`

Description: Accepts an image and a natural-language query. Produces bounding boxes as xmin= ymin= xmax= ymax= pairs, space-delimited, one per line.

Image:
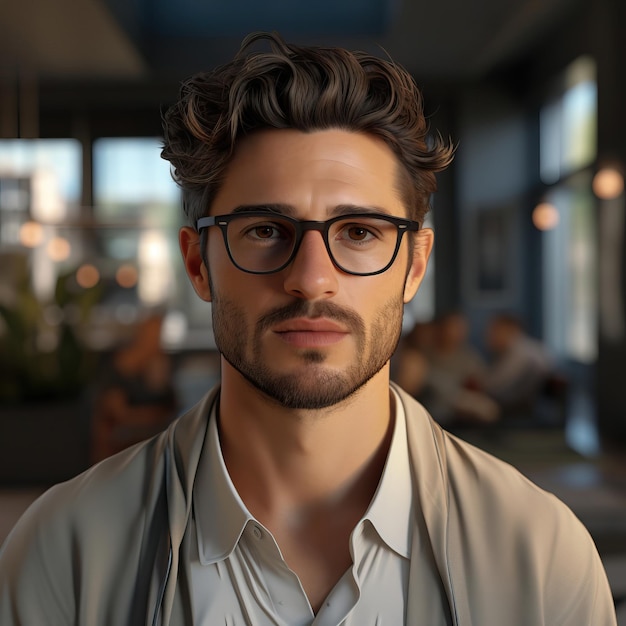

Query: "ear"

xmin=403 ymin=228 xmax=434 ymax=303
xmin=179 ymin=226 xmax=212 ymax=302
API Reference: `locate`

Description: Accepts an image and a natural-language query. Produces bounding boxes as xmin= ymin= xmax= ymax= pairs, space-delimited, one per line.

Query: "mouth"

xmin=273 ymin=317 xmax=349 ymax=348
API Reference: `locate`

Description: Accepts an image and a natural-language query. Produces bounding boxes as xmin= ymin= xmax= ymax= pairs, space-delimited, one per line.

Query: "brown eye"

xmin=254 ymin=225 xmax=276 ymax=239
xmin=347 ymin=226 xmax=370 ymax=241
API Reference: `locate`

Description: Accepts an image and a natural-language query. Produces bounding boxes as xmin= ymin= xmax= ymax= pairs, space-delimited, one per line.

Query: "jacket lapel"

xmin=394 ymin=384 xmax=468 ymax=625
xmin=157 ymin=388 xmax=220 ymax=625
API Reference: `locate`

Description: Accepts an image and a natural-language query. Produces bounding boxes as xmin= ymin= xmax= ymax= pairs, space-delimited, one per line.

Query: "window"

xmin=540 ymin=56 xmax=597 ymax=185
xmin=539 ymin=57 xmax=597 ymax=362
xmin=0 ymin=139 xmax=82 ymax=300
xmin=93 ymin=138 xmax=179 ymax=310
xmin=542 ymin=172 xmax=597 ymax=362
xmin=92 ymin=137 xmax=216 ymax=347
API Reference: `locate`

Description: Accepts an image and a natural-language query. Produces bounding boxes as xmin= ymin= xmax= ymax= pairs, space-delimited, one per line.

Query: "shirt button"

xmin=252 ymin=525 xmax=263 ymax=540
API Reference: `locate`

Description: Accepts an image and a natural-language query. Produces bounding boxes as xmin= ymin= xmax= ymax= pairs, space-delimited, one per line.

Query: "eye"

xmin=242 ymin=220 xmax=291 ymax=243
xmin=336 ymin=221 xmax=381 ymax=245
xmin=251 ymin=224 xmax=279 ymax=239
xmin=345 ymin=225 xmax=374 ymax=241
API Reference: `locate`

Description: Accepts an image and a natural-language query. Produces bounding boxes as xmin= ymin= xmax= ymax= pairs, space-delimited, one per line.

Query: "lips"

xmin=273 ymin=318 xmax=348 ymax=333
xmin=273 ymin=317 xmax=349 ymax=347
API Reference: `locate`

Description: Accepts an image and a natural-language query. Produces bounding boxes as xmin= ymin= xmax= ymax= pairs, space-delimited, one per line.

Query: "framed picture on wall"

xmin=470 ymin=206 xmax=514 ymax=303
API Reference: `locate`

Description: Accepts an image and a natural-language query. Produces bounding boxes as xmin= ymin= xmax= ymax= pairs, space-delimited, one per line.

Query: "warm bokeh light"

xmin=593 ymin=167 xmax=624 ymax=199
xmin=31 ymin=167 xmax=67 ymax=223
xmin=116 ymin=263 xmax=138 ymax=288
xmin=162 ymin=310 xmax=188 ymax=347
xmin=138 ymin=230 xmax=172 ymax=305
xmin=532 ymin=202 xmax=560 ymax=231
xmin=46 ymin=236 xmax=71 ymax=262
xmin=76 ymin=264 xmax=100 ymax=288
xmin=18 ymin=221 xmax=44 ymax=247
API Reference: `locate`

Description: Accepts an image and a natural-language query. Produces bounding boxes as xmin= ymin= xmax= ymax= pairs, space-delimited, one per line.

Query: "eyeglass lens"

xmin=225 ymin=214 xmax=402 ymax=274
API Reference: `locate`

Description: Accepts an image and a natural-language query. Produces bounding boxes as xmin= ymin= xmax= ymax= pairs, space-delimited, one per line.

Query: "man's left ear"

xmin=403 ymin=228 xmax=434 ymax=303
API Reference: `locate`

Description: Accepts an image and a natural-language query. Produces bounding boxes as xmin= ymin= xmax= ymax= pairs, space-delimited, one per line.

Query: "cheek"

xmin=211 ymin=269 xmax=284 ymax=321
xmin=344 ymin=273 xmax=406 ymax=315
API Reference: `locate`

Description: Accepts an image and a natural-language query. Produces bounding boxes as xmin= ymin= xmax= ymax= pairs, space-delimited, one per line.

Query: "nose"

xmin=283 ymin=230 xmax=339 ymax=300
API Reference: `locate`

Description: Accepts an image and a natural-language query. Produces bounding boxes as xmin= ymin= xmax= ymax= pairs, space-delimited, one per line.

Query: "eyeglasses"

xmin=196 ymin=211 xmax=420 ymax=276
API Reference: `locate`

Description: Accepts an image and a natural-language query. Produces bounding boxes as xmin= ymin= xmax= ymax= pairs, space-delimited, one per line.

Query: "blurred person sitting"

xmin=91 ymin=312 xmax=178 ymax=462
xmin=392 ymin=320 xmax=434 ymax=397
xmin=396 ymin=313 xmax=499 ymax=426
xmin=482 ymin=313 xmax=555 ymax=420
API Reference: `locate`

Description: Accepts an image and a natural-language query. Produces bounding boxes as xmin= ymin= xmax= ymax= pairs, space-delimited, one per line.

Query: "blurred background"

xmin=1 ymin=0 xmax=626 ymax=615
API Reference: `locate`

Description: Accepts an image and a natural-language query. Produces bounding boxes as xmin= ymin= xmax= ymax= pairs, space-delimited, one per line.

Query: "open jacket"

xmin=0 ymin=384 xmax=616 ymax=625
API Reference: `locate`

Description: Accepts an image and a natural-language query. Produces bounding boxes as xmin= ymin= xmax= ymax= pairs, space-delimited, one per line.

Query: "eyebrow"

xmin=229 ymin=203 xmax=394 ymax=217
xmin=231 ymin=204 xmax=296 ymax=216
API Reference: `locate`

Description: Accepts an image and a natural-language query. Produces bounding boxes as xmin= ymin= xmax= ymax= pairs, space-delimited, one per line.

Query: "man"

xmin=0 ymin=32 xmax=616 ymax=625
xmin=395 ymin=313 xmax=499 ymax=426
xmin=483 ymin=313 xmax=555 ymax=418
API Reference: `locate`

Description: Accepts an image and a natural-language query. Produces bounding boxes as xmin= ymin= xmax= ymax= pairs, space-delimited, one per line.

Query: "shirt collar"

xmin=359 ymin=387 xmax=413 ymax=559
xmin=193 ymin=397 xmax=252 ymax=565
xmin=193 ymin=388 xmax=413 ymax=564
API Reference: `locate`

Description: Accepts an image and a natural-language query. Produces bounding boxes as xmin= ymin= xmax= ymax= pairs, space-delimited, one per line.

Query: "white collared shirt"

xmin=190 ymin=389 xmax=414 ymax=625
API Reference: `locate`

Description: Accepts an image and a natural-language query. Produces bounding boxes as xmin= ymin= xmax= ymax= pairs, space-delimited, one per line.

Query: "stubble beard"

xmin=210 ymin=293 xmax=404 ymax=410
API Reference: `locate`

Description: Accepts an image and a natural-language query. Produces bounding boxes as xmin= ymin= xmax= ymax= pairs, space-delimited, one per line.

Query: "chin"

xmin=245 ymin=362 xmax=382 ymax=411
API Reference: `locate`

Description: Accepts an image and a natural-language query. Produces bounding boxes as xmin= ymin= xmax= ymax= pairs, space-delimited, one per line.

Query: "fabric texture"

xmin=0 ymin=384 xmax=617 ymax=625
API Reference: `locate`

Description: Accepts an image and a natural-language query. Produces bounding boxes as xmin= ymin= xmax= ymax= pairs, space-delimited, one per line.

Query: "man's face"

xmin=183 ymin=128 xmax=432 ymax=409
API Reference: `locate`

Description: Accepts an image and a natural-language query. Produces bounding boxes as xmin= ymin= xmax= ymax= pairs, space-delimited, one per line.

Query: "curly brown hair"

xmin=161 ymin=32 xmax=454 ymax=226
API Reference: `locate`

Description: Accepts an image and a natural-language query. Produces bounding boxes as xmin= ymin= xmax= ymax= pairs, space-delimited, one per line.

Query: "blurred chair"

xmin=90 ymin=313 xmax=178 ymax=462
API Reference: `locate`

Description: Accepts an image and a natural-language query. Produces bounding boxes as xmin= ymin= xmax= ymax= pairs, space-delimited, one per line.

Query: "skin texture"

xmin=179 ymin=128 xmax=433 ymax=611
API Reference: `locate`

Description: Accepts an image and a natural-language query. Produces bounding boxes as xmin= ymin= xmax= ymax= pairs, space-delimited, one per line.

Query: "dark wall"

xmin=593 ymin=0 xmax=626 ymax=446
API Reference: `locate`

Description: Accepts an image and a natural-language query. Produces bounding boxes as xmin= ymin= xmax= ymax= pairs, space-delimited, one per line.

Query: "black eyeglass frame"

xmin=196 ymin=211 xmax=421 ymax=276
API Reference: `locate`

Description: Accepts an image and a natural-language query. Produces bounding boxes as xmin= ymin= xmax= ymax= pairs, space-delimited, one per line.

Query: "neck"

xmin=216 ymin=360 xmax=394 ymax=519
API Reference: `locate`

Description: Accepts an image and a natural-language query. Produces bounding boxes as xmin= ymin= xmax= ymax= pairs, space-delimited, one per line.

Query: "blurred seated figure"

xmin=91 ymin=313 xmax=178 ymax=462
xmin=393 ymin=320 xmax=434 ymax=397
xmin=482 ymin=313 xmax=555 ymax=420
xmin=395 ymin=313 xmax=499 ymax=426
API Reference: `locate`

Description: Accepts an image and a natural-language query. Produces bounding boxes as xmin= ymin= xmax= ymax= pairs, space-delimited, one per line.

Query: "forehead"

xmin=211 ymin=128 xmax=407 ymax=217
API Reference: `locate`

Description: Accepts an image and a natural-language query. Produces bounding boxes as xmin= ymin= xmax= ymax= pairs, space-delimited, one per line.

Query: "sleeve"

xmin=0 ymin=491 xmax=76 ymax=625
xmin=539 ymin=494 xmax=617 ymax=626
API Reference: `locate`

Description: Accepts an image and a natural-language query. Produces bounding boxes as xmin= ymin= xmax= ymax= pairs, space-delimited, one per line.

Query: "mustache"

xmin=257 ymin=300 xmax=365 ymax=334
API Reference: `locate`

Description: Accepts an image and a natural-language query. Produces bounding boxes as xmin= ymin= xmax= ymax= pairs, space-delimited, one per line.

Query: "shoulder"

xmin=396 ymin=385 xmax=615 ymax=623
xmin=0 ymin=434 xmax=168 ymax=623
xmin=0 ymin=428 xmax=169 ymax=570
xmin=0 ymin=390 xmax=217 ymax=623
xmin=438 ymin=427 xmax=580 ymax=541
xmin=402 ymin=385 xmax=589 ymax=538
xmin=398 ymin=384 xmax=560 ymax=509
xmin=2 ymin=390 xmax=215 ymax=547
xmin=440 ymin=430 xmax=613 ymax=621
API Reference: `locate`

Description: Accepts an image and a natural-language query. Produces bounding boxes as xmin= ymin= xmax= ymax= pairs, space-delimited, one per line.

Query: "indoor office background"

xmin=1 ymin=0 xmax=626 ymax=617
